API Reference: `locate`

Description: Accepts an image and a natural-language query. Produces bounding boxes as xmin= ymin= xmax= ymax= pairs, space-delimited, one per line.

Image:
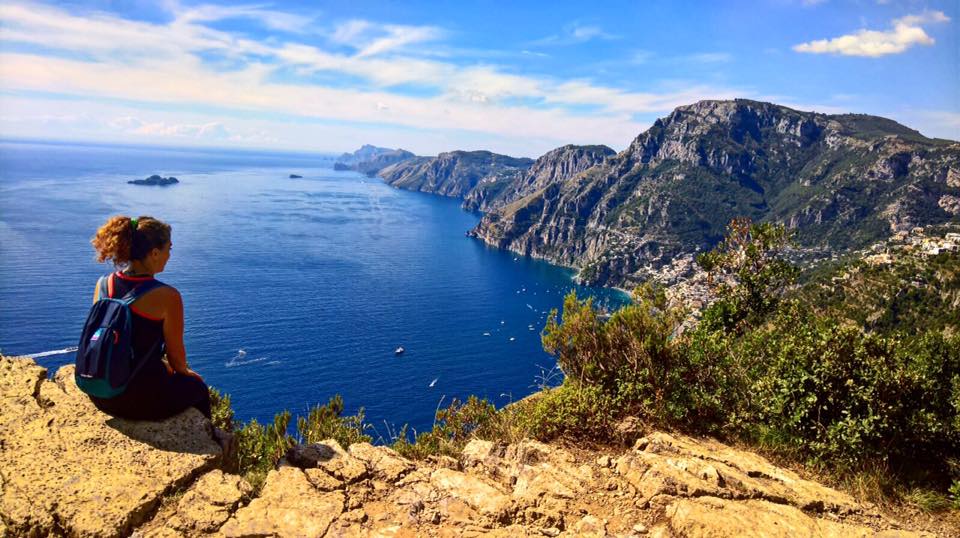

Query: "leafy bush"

xmin=209 ymin=387 xmax=234 ymax=432
xmin=233 ymin=411 xmax=293 ymax=491
xmin=392 ymin=396 xmax=498 ymax=459
xmin=535 ymin=218 xmax=960 ymax=493
xmin=212 ymin=392 xmax=371 ymax=491
xmin=297 ymin=394 xmax=372 ymax=448
xmin=740 ymin=305 xmax=960 ymax=470
xmin=696 ymin=217 xmax=796 ymax=332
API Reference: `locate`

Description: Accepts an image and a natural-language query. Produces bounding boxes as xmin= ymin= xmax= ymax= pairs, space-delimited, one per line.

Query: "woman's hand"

xmin=181 ymin=368 xmax=204 ymax=382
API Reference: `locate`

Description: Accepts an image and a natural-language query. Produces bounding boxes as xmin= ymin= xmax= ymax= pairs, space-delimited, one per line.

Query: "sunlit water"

xmin=0 ymin=140 xmax=628 ymax=436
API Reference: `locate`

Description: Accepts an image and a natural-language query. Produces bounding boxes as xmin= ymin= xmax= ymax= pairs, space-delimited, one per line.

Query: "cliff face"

xmin=378 ymin=150 xmax=534 ymax=200
xmin=463 ymin=144 xmax=615 ymax=211
xmin=2 ymin=356 xmax=946 ymax=537
xmin=469 ymin=99 xmax=960 ymax=287
xmin=335 ymin=145 xmax=416 ymax=176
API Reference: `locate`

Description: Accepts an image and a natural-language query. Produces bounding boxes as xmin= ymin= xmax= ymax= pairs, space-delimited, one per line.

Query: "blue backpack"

xmin=75 ymin=274 xmax=167 ymax=399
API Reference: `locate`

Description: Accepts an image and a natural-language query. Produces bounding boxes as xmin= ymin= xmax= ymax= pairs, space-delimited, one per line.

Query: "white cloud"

xmin=684 ymin=52 xmax=733 ymax=63
xmin=326 ymin=18 xmax=444 ymax=57
xmin=531 ymin=22 xmax=619 ymax=46
xmin=793 ymin=10 xmax=950 ymax=57
xmin=0 ymin=2 xmax=753 ymax=155
xmin=172 ymin=3 xmax=317 ymax=34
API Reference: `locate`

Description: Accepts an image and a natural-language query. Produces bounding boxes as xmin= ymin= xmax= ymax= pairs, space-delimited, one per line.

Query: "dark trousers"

xmin=91 ymin=357 xmax=211 ymax=420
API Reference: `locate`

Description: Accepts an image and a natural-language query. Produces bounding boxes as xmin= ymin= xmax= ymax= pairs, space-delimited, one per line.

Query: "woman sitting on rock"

xmin=88 ymin=215 xmax=231 ymax=451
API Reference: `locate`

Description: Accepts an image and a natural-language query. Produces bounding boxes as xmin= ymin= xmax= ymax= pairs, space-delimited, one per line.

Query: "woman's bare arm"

xmin=160 ymin=288 xmax=202 ymax=380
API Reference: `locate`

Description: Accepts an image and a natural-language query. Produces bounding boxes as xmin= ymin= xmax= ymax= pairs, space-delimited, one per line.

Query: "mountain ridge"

xmin=468 ymin=99 xmax=960 ymax=287
xmin=341 ymin=99 xmax=958 ymax=288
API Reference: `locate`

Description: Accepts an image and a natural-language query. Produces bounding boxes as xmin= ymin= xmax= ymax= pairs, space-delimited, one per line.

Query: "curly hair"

xmin=91 ymin=215 xmax=171 ymax=265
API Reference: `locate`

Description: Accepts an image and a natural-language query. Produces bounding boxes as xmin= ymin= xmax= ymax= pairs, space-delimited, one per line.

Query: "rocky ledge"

xmin=1 ymin=356 xmax=950 ymax=537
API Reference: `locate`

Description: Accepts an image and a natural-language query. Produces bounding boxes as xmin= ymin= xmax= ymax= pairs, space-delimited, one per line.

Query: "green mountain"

xmin=468 ymin=99 xmax=960 ymax=287
xmin=378 ymin=150 xmax=534 ymax=199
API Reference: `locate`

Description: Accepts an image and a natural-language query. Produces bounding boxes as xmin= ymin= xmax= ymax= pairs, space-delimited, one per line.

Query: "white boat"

xmin=395 ymin=346 xmax=405 ymax=355
xmin=429 ymin=378 xmax=438 ymax=387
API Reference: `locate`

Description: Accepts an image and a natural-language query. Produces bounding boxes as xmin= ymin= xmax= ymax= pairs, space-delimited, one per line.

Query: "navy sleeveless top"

xmin=106 ymin=272 xmax=165 ymax=363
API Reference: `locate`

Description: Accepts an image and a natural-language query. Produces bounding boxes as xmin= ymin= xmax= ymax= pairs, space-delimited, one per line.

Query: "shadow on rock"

xmin=105 ymin=410 xmax=221 ymax=456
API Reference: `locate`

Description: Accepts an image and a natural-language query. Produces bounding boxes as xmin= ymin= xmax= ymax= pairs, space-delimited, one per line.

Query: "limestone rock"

xmin=616 ymin=432 xmax=860 ymax=514
xmin=939 ymin=194 xmax=960 ymax=215
xmin=657 ymin=496 xmax=929 ymax=538
xmin=0 ymin=357 xmax=220 ymax=538
xmin=349 ymin=442 xmax=415 ymax=482
xmin=1 ymin=356 xmax=950 ymax=536
xmin=430 ymin=468 xmax=510 ymax=518
xmin=290 ymin=439 xmax=368 ymax=483
xmin=218 ymin=466 xmax=344 ymax=537
xmin=138 ymin=470 xmax=251 ymax=536
xmin=462 ymin=439 xmax=593 ymax=506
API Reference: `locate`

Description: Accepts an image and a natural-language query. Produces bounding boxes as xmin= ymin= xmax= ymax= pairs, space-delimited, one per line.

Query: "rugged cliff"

xmin=462 ymin=144 xmax=615 ymax=211
xmin=378 ymin=150 xmax=534 ymax=200
xmin=2 ymin=356 xmax=951 ymax=537
xmin=335 ymin=145 xmax=416 ymax=176
xmin=468 ymin=99 xmax=960 ymax=287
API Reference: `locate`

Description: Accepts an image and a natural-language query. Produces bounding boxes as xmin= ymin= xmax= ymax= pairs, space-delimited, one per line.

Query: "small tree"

xmin=696 ymin=218 xmax=796 ymax=331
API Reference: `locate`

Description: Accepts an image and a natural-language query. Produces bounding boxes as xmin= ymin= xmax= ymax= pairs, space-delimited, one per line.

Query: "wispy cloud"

xmin=173 ymin=3 xmax=317 ymax=34
xmin=0 ymin=2 xmax=751 ymax=154
xmin=793 ymin=10 xmax=950 ymax=57
xmin=683 ymin=52 xmax=733 ymax=63
xmin=530 ymin=22 xmax=620 ymax=47
xmin=328 ymin=19 xmax=444 ymax=57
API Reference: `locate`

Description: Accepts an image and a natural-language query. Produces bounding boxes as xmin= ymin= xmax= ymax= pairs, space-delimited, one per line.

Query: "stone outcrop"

xmin=2 ymin=356 xmax=952 ymax=537
xmin=0 ymin=357 xmax=220 ymax=537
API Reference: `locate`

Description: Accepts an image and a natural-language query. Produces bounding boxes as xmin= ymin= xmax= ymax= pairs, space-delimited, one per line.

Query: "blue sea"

xmin=0 ymin=140 xmax=628 ymax=436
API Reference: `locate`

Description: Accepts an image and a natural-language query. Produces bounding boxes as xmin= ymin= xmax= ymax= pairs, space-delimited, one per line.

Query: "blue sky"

xmin=0 ymin=0 xmax=957 ymax=156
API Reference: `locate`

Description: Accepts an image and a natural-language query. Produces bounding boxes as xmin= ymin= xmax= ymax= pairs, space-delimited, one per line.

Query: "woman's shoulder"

xmin=151 ymin=282 xmax=181 ymax=301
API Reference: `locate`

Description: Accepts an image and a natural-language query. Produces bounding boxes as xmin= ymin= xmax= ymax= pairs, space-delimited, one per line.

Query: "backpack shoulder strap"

xmin=119 ymin=279 xmax=169 ymax=305
xmin=97 ymin=275 xmax=111 ymax=300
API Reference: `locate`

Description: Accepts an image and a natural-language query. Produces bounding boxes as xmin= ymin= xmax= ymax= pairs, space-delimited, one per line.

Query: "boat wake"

xmin=25 ymin=346 xmax=78 ymax=359
xmin=225 ymin=348 xmax=278 ymax=368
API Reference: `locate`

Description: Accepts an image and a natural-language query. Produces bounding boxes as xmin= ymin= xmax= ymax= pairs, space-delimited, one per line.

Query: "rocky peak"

xmin=464 ymin=144 xmax=615 ymax=211
xmin=468 ymin=100 xmax=959 ymax=288
xmin=526 ymin=144 xmax=615 ymax=183
xmin=624 ymin=99 xmax=827 ymax=169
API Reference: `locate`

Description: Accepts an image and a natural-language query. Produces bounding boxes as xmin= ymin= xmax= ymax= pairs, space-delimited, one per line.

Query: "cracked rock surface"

xmin=0 ymin=356 xmax=220 ymax=537
xmin=2 ymin=356 xmax=953 ymax=537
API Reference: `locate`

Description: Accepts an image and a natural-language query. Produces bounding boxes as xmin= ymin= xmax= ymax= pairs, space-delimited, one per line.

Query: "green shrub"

xmin=234 ymin=410 xmax=293 ymax=491
xmin=392 ymin=396 xmax=498 ymax=459
xmin=209 ymin=387 xmax=234 ymax=432
xmin=211 ymin=392 xmax=372 ymax=491
xmin=535 ymin=218 xmax=959 ymax=495
xmin=696 ymin=217 xmax=796 ymax=332
xmin=297 ymin=395 xmax=372 ymax=448
xmin=741 ymin=305 xmax=960 ymax=470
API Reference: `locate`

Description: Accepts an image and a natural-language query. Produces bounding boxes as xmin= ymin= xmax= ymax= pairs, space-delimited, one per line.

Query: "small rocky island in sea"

xmin=128 ymin=174 xmax=179 ymax=186
xmin=289 ymin=174 xmax=303 ymax=178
